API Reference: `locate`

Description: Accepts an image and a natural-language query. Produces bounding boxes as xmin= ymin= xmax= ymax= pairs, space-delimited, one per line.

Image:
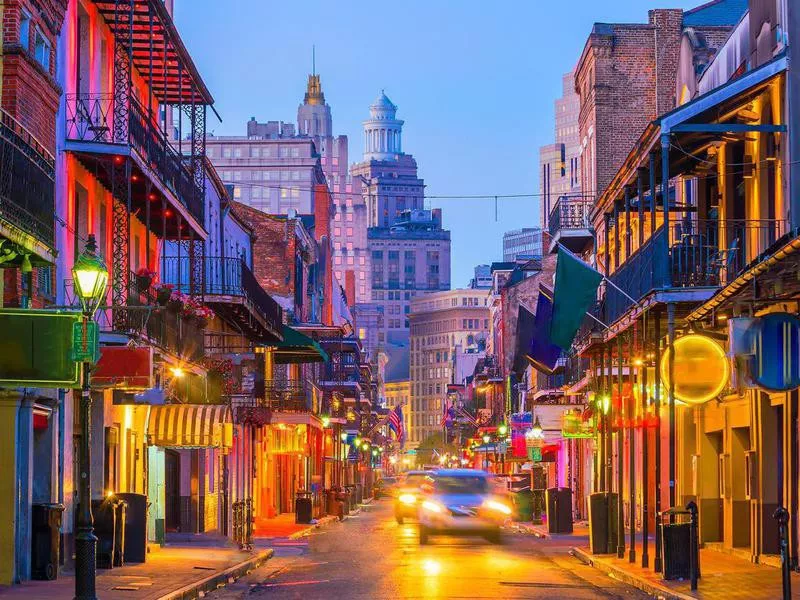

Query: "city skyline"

xmin=174 ymin=0 xmax=701 ymax=286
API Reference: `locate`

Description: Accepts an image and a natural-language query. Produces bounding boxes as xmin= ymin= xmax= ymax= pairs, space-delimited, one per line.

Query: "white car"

xmin=417 ymin=469 xmax=511 ymax=545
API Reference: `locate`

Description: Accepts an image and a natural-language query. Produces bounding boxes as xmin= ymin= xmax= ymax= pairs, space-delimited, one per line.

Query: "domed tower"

xmin=362 ymin=91 xmax=404 ymax=161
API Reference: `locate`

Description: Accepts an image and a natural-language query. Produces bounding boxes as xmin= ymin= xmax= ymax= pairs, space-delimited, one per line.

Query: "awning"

xmin=271 ymin=325 xmax=329 ymax=364
xmin=148 ymin=404 xmax=233 ymax=448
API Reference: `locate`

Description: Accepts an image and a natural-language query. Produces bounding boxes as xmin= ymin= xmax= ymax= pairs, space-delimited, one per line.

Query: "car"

xmin=393 ymin=471 xmax=433 ymax=524
xmin=417 ymin=469 xmax=511 ymax=545
xmin=375 ymin=476 xmax=398 ymax=499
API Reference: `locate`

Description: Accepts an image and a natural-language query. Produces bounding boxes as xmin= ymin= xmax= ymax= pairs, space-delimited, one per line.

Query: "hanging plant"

xmin=135 ymin=267 xmax=157 ymax=292
xmin=167 ymin=289 xmax=187 ymax=313
xmin=154 ymin=283 xmax=175 ymax=306
xmin=202 ymin=357 xmax=236 ymax=396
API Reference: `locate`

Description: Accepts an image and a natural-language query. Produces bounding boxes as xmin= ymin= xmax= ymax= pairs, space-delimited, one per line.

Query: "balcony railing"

xmin=606 ymin=219 xmax=789 ymax=324
xmin=65 ymin=94 xmax=203 ymax=223
xmin=264 ymin=380 xmax=315 ymax=412
xmin=548 ymin=196 xmax=593 ymax=238
xmin=0 ymin=109 xmax=56 ymax=252
xmin=163 ymin=256 xmax=282 ymax=332
xmin=321 ymin=360 xmax=361 ymax=386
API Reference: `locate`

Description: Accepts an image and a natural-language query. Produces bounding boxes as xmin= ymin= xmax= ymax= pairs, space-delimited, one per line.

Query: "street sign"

xmin=71 ymin=320 xmax=99 ymax=363
xmin=529 ymin=446 xmax=543 ymax=462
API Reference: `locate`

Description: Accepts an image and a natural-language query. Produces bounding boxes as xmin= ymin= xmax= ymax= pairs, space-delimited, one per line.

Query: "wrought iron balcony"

xmin=163 ymin=256 xmax=283 ymax=342
xmin=605 ymin=219 xmax=789 ymax=324
xmin=0 ymin=109 xmax=56 ymax=259
xmin=548 ymin=196 xmax=594 ymax=253
xmin=65 ymin=94 xmax=203 ymax=225
xmin=264 ymin=380 xmax=316 ymax=413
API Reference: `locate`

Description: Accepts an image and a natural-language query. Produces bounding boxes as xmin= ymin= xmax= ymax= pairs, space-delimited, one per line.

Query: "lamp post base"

xmin=74 ymin=527 xmax=98 ymax=600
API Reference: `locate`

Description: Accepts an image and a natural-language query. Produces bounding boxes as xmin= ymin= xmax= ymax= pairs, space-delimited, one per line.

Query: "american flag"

xmin=440 ymin=398 xmax=450 ymax=427
xmin=388 ymin=405 xmax=405 ymax=447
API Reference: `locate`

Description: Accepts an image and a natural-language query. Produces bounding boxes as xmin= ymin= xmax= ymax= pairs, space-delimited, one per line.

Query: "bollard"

xmin=686 ymin=501 xmax=698 ymax=591
xmin=774 ymin=507 xmax=791 ymax=600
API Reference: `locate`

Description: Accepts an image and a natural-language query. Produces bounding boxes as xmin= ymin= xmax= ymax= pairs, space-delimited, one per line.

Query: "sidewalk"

xmin=254 ymin=512 xmax=340 ymax=539
xmin=572 ymin=540 xmax=800 ymax=600
xmin=513 ymin=519 xmax=590 ymax=540
xmin=0 ymin=545 xmax=273 ymax=600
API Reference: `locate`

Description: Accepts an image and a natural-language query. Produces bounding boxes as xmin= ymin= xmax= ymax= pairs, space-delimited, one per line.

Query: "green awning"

xmin=271 ymin=325 xmax=329 ymax=364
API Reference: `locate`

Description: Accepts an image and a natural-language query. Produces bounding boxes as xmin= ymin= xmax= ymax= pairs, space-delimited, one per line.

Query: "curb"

xmin=156 ymin=548 xmax=274 ymax=600
xmin=288 ymin=515 xmax=340 ymax=539
xmin=571 ymin=547 xmax=694 ymax=600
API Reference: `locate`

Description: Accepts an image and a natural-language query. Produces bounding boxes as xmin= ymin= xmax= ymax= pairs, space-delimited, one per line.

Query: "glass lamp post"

xmin=71 ymin=234 xmax=108 ymax=600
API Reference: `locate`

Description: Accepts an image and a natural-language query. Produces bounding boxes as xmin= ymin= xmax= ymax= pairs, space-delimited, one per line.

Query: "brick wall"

xmin=576 ymin=9 xmax=683 ymax=200
xmin=1 ymin=0 xmax=66 ymax=152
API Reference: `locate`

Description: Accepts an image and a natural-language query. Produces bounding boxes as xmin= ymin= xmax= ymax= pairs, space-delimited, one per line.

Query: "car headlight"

xmin=421 ymin=500 xmax=445 ymax=514
xmin=482 ymin=499 xmax=512 ymax=516
xmin=399 ymin=493 xmax=417 ymax=505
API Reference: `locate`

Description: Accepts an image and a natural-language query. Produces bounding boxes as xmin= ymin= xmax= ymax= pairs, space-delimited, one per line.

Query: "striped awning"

xmin=147 ymin=404 xmax=233 ymax=448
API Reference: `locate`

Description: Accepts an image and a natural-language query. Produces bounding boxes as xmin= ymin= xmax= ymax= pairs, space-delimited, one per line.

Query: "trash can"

xmin=116 ymin=493 xmax=147 ymax=563
xmin=92 ymin=498 xmax=118 ymax=569
xmin=31 ymin=503 xmax=65 ymax=580
xmin=546 ymin=487 xmax=574 ymax=534
xmin=511 ymin=489 xmax=533 ymax=522
xmin=344 ymin=485 xmax=356 ymax=511
xmin=295 ymin=490 xmax=313 ymax=524
xmin=113 ymin=497 xmax=127 ymax=567
xmin=355 ymin=483 xmax=363 ymax=505
xmin=662 ymin=522 xmax=691 ymax=580
xmin=588 ymin=492 xmax=618 ymax=554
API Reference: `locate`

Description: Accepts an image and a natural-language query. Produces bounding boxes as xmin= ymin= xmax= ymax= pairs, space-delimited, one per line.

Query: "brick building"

xmin=408 ymin=289 xmax=490 ymax=447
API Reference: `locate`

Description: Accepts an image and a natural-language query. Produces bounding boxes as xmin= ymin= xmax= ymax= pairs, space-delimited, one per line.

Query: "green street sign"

xmin=71 ymin=320 xmax=99 ymax=363
xmin=528 ymin=446 xmax=543 ymax=462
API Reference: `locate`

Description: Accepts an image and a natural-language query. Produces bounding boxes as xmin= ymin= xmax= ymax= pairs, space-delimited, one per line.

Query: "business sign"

xmin=747 ymin=312 xmax=800 ymax=391
xmin=660 ymin=334 xmax=729 ymax=405
xmin=94 ymin=346 xmax=153 ymax=390
xmin=0 ymin=309 xmax=80 ymax=387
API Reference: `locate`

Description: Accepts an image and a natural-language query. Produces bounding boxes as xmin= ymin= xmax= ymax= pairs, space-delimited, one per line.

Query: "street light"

xmin=482 ymin=434 xmax=491 ymax=444
xmin=498 ymin=424 xmax=508 ymax=437
xmin=531 ymin=416 xmax=543 ymax=439
xmin=71 ymin=234 xmax=108 ymax=600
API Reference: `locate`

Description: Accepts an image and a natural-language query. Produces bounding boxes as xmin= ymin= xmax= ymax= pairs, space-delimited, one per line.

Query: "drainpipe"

xmin=667 ymin=302 xmax=676 ymax=512
xmin=654 ymin=310 xmax=663 ymax=573
xmin=617 ymin=335 xmax=625 ymax=559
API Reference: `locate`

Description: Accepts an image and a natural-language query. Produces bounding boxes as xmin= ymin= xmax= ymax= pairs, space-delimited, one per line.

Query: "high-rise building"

xmin=502 ymin=228 xmax=543 ymax=261
xmin=408 ymin=289 xmax=490 ymax=447
xmin=368 ymin=209 xmax=451 ymax=346
xmin=538 ymin=70 xmax=581 ymax=231
xmin=469 ymin=264 xmax=492 ymax=289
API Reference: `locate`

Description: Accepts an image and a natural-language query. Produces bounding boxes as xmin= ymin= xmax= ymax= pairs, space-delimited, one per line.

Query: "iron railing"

xmin=0 ymin=108 xmax=55 ymax=250
xmin=264 ymin=380 xmax=316 ymax=412
xmin=606 ymin=219 xmax=789 ymax=324
xmin=162 ymin=256 xmax=282 ymax=330
xmin=321 ymin=359 xmax=361 ymax=385
xmin=65 ymin=94 xmax=203 ymax=223
xmin=548 ymin=196 xmax=594 ymax=238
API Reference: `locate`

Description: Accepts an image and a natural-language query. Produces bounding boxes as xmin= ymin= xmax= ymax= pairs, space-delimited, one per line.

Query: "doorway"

xmin=165 ymin=450 xmax=180 ymax=532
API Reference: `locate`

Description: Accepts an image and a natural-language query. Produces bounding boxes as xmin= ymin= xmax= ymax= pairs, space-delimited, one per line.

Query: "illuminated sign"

xmin=747 ymin=312 xmax=800 ymax=391
xmin=660 ymin=334 xmax=728 ymax=405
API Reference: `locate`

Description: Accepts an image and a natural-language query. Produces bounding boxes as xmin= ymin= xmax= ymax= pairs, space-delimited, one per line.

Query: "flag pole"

xmin=556 ymin=242 xmax=642 ymax=308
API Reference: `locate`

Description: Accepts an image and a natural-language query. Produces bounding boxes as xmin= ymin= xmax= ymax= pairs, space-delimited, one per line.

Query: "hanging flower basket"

xmin=155 ymin=284 xmax=174 ymax=306
xmin=135 ymin=267 xmax=157 ymax=293
xmin=167 ymin=289 xmax=187 ymax=313
xmin=194 ymin=315 xmax=210 ymax=329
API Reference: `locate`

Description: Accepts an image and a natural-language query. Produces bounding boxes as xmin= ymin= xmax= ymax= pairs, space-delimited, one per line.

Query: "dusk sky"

xmin=175 ymin=0 xmax=699 ymax=287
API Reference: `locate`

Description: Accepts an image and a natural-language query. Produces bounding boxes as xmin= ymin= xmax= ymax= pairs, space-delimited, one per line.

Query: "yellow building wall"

xmin=0 ymin=393 xmax=19 ymax=585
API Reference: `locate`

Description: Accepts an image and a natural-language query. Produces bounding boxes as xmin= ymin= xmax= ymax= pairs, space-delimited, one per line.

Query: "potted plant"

xmin=135 ymin=267 xmax=157 ymax=293
xmin=167 ymin=289 xmax=186 ymax=313
xmin=154 ymin=283 xmax=174 ymax=306
xmin=193 ymin=305 xmax=215 ymax=329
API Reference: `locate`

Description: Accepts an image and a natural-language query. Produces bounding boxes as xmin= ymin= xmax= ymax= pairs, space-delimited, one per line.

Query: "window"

xmin=251 ymin=147 xmax=260 ymax=158
xmin=233 ymin=186 xmax=241 ymax=199
xmin=291 ymin=147 xmax=300 ymax=158
xmin=223 ymin=148 xmax=232 ymax=158
xmin=34 ymin=29 xmax=50 ymax=70
xmin=279 ymin=146 xmax=290 ymax=158
xmin=234 ymin=148 xmax=242 ymax=158
xmin=252 ymin=187 xmax=261 ymax=199
xmin=20 ymin=11 xmax=31 ymax=49
xmin=347 ymin=256 xmax=354 ymax=265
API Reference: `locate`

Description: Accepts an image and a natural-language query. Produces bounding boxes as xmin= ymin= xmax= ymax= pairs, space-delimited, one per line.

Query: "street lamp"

xmin=71 ymin=234 xmax=108 ymax=600
xmin=531 ymin=416 xmax=543 ymax=439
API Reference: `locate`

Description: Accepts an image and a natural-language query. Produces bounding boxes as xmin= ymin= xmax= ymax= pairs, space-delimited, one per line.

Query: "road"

xmin=206 ymin=499 xmax=649 ymax=600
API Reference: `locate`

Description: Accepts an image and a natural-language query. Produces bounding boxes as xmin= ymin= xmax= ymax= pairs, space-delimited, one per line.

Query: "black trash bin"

xmin=588 ymin=492 xmax=618 ymax=554
xmin=92 ymin=498 xmax=117 ymax=569
xmin=546 ymin=487 xmax=574 ymax=534
xmin=31 ymin=503 xmax=64 ymax=580
xmin=116 ymin=493 xmax=147 ymax=563
xmin=295 ymin=490 xmax=313 ymax=524
xmin=662 ymin=522 xmax=691 ymax=580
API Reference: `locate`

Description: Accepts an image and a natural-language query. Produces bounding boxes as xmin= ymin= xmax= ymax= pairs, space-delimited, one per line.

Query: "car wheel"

xmin=419 ymin=526 xmax=430 ymax=545
xmin=485 ymin=529 xmax=502 ymax=544
xmin=396 ymin=515 xmax=404 ymax=525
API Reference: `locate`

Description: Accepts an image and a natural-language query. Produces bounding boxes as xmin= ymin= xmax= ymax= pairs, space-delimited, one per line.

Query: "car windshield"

xmin=434 ymin=476 xmax=489 ymax=495
xmin=380 ymin=477 xmax=397 ymax=485
xmin=403 ymin=474 xmax=429 ymax=488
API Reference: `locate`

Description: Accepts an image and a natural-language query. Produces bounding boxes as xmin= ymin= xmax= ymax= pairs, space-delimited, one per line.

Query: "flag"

xmin=526 ymin=285 xmax=562 ymax=374
xmin=389 ymin=405 xmax=405 ymax=447
xmin=440 ymin=398 xmax=449 ymax=427
xmin=550 ymin=246 xmax=603 ymax=350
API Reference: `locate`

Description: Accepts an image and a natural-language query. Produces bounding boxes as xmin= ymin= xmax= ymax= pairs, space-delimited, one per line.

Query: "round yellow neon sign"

xmin=660 ymin=334 xmax=729 ymax=405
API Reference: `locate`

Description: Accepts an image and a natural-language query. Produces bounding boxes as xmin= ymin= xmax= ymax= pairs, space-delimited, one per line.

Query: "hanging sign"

xmin=660 ymin=334 xmax=728 ymax=405
xmin=71 ymin=320 xmax=99 ymax=363
xmin=747 ymin=312 xmax=800 ymax=391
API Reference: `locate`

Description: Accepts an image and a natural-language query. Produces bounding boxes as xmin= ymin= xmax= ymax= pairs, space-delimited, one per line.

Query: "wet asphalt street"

xmin=206 ymin=499 xmax=649 ymax=600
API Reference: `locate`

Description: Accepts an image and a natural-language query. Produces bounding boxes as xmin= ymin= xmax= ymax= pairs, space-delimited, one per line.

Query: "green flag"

xmin=550 ymin=246 xmax=603 ymax=350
